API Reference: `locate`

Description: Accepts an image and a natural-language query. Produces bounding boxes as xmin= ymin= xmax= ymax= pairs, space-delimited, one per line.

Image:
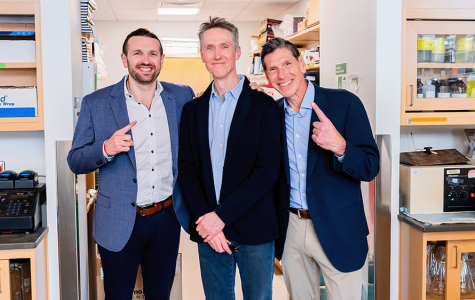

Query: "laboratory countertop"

xmin=0 ymin=227 xmax=48 ymax=250
xmin=398 ymin=213 xmax=475 ymax=233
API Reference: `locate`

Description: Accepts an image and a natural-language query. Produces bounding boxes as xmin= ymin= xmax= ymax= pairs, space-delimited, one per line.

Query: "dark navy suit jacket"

xmin=274 ymin=82 xmax=380 ymax=273
xmin=178 ymin=78 xmax=282 ymax=245
xmin=67 ymin=77 xmax=195 ymax=252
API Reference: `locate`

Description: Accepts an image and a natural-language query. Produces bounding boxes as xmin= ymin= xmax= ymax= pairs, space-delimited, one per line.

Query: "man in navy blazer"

xmin=178 ymin=17 xmax=281 ymax=300
xmin=261 ymin=38 xmax=380 ymax=300
xmin=67 ymin=28 xmax=194 ymax=300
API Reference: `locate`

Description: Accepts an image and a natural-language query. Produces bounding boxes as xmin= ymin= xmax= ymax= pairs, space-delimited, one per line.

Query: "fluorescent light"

xmin=157 ymin=7 xmax=200 ymax=15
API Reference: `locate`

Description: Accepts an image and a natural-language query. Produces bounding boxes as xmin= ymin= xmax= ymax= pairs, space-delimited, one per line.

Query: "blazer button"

xmin=131 ymin=202 xmax=136 ymax=207
xmin=348 ymin=168 xmax=355 ymax=175
xmin=133 ymin=179 xmax=137 ymax=183
xmin=96 ymin=161 xmax=103 ymax=165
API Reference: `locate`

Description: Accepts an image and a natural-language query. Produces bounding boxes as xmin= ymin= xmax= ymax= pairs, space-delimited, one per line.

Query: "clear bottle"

xmin=456 ymin=35 xmax=475 ymax=63
xmin=438 ymin=80 xmax=451 ymax=98
xmin=431 ymin=246 xmax=446 ymax=297
xmin=461 ymin=253 xmax=473 ymax=297
xmin=432 ymin=77 xmax=440 ymax=98
xmin=417 ymin=78 xmax=424 ymax=98
xmin=423 ymin=79 xmax=436 ymax=98
xmin=432 ymin=36 xmax=445 ymax=63
xmin=445 ymin=35 xmax=456 ymax=63
xmin=418 ymin=35 xmax=434 ymax=63
xmin=453 ymin=77 xmax=468 ymax=98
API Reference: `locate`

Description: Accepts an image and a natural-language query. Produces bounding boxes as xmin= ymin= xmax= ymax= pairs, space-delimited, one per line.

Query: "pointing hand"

xmin=105 ymin=121 xmax=137 ymax=156
xmin=310 ymin=103 xmax=346 ymax=156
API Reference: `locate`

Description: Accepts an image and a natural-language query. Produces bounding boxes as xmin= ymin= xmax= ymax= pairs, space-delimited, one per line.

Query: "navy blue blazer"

xmin=178 ymin=78 xmax=282 ymax=245
xmin=274 ymin=83 xmax=380 ymax=273
xmin=67 ymin=77 xmax=195 ymax=252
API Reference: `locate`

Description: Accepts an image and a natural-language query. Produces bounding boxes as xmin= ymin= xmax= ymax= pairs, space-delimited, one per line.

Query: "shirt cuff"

xmin=103 ymin=140 xmax=114 ymax=161
xmin=335 ymin=153 xmax=345 ymax=162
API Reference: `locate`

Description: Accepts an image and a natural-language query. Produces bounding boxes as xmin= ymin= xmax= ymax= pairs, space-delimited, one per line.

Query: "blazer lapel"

xmin=109 ymin=77 xmax=136 ymax=170
xmin=222 ymin=79 xmax=253 ymax=182
xmin=161 ymin=87 xmax=179 ymax=178
xmin=196 ymin=85 xmax=218 ymax=207
xmin=307 ymin=83 xmax=329 ymax=180
xmin=277 ymin=99 xmax=290 ymax=182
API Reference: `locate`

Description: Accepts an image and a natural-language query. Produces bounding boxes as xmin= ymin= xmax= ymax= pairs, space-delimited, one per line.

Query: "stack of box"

xmin=259 ymin=18 xmax=281 ymax=46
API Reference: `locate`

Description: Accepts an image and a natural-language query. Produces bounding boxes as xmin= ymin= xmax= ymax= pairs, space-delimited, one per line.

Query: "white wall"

xmin=93 ymin=21 xmax=260 ymax=89
xmin=0 ymin=131 xmax=45 ymax=174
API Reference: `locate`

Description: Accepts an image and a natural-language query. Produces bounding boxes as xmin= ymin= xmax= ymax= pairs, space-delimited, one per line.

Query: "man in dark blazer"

xmin=178 ymin=17 xmax=281 ymax=300
xmin=261 ymin=38 xmax=380 ymax=300
xmin=67 ymin=28 xmax=194 ymax=300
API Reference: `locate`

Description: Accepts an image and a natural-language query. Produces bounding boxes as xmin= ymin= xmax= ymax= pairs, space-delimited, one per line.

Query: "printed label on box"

xmin=0 ymin=88 xmax=37 ymax=117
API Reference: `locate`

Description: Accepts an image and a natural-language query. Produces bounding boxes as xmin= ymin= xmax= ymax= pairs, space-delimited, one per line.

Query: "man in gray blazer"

xmin=67 ymin=28 xmax=194 ymax=300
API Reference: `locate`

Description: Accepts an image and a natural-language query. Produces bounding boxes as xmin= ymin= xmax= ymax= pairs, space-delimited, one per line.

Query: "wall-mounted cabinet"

xmin=402 ymin=16 xmax=475 ymax=126
xmin=0 ymin=2 xmax=43 ymax=131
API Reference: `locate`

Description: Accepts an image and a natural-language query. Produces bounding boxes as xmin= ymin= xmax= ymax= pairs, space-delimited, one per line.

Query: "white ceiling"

xmin=94 ymin=0 xmax=300 ymax=22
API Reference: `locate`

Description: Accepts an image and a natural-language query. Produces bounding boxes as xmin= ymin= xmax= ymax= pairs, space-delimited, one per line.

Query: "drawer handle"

xmin=454 ymin=245 xmax=459 ymax=269
xmin=410 ymin=85 xmax=414 ymax=106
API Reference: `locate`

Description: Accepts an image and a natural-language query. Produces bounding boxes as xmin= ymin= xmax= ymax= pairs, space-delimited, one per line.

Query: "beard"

xmin=128 ymin=63 xmax=161 ymax=85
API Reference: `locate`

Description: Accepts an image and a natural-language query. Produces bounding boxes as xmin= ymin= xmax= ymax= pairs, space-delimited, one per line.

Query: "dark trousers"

xmin=98 ymin=206 xmax=181 ymax=300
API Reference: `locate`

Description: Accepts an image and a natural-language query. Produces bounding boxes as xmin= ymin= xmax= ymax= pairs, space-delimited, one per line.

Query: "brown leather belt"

xmin=136 ymin=196 xmax=172 ymax=216
xmin=289 ymin=207 xmax=311 ymax=219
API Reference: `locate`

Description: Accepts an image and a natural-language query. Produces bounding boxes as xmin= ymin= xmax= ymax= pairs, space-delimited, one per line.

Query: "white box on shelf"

xmin=0 ymin=40 xmax=36 ymax=62
xmin=0 ymin=87 xmax=37 ymax=117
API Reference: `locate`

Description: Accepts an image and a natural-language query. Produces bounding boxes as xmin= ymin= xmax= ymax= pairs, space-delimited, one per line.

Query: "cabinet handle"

xmin=454 ymin=245 xmax=459 ymax=269
xmin=410 ymin=85 xmax=414 ymax=106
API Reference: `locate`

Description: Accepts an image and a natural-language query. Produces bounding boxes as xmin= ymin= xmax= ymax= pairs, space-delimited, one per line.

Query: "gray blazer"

xmin=67 ymin=76 xmax=194 ymax=252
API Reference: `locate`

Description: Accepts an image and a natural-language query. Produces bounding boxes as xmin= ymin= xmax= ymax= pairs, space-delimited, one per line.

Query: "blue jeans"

xmin=198 ymin=241 xmax=275 ymax=300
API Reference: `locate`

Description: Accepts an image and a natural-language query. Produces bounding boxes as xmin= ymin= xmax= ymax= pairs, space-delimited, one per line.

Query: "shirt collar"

xmin=123 ymin=75 xmax=163 ymax=99
xmin=211 ymin=75 xmax=245 ymax=101
xmin=284 ymin=80 xmax=314 ymax=115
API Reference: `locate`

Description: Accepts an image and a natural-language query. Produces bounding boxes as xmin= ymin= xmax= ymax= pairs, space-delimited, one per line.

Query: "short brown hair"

xmin=198 ymin=16 xmax=239 ymax=50
xmin=122 ymin=28 xmax=163 ymax=56
xmin=261 ymin=38 xmax=300 ymax=71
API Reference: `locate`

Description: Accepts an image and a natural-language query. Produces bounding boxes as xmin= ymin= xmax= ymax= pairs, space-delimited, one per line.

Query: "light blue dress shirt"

xmin=284 ymin=81 xmax=314 ymax=210
xmin=209 ymin=75 xmax=245 ymax=203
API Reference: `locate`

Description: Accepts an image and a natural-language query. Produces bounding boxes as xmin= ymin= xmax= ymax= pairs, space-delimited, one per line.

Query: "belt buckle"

xmin=297 ymin=209 xmax=306 ymax=219
xmin=139 ymin=207 xmax=146 ymax=217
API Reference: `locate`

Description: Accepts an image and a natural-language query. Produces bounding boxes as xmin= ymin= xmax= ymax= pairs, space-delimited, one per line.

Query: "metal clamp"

xmin=454 ymin=245 xmax=459 ymax=269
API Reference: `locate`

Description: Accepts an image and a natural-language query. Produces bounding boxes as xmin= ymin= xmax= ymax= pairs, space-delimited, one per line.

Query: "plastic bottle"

xmin=418 ymin=35 xmax=434 ymax=63
xmin=445 ymin=35 xmax=456 ymax=63
xmin=432 ymin=77 xmax=440 ymax=98
xmin=417 ymin=78 xmax=424 ymax=98
xmin=452 ymin=77 xmax=468 ymax=98
xmin=438 ymin=80 xmax=450 ymax=98
xmin=456 ymin=35 xmax=475 ymax=63
xmin=466 ymin=75 xmax=475 ymax=98
xmin=432 ymin=36 xmax=445 ymax=63
xmin=423 ymin=79 xmax=435 ymax=98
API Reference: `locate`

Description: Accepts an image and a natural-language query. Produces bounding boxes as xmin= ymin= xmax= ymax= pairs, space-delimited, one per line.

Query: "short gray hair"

xmin=198 ymin=16 xmax=239 ymax=50
xmin=261 ymin=38 xmax=300 ymax=71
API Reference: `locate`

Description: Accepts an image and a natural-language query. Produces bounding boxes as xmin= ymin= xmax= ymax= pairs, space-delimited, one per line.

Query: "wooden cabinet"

xmin=0 ymin=1 xmax=43 ymax=131
xmin=399 ymin=216 xmax=475 ymax=300
xmin=401 ymin=9 xmax=475 ymax=125
xmin=0 ymin=227 xmax=48 ymax=300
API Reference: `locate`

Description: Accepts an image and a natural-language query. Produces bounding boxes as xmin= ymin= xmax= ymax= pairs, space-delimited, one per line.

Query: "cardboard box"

xmin=0 ymin=40 xmax=36 ymax=62
xmin=0 ymin=87 xmax=37 ymax=118
xmin=10 ymin=260 xmax=32 ymax=300
xmin=259 ymin=32 xmax=275 ymax=46
xmin=259 ymin=19 xmax=281 ymax=35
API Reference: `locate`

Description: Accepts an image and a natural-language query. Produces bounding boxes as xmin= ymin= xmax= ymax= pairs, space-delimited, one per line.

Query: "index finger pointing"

xmin=117 ymin=120 xmax=137 ymax=134
xmin=311 ymin=103 xmax=329 ymax=122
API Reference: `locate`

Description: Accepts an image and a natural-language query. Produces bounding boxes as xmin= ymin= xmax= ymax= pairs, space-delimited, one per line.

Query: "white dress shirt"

xmin=104 ymin=76 xmax=173 ymax=206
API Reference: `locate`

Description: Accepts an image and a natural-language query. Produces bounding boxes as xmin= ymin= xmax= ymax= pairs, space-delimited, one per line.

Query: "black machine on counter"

xmin=0 ymin=170 xmax=45 ymax=233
